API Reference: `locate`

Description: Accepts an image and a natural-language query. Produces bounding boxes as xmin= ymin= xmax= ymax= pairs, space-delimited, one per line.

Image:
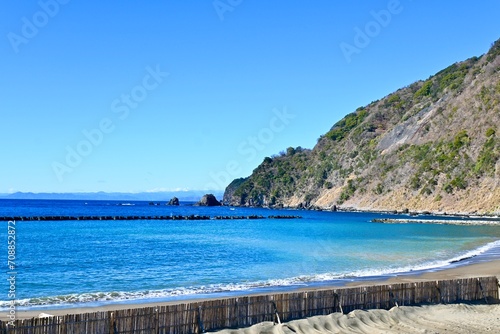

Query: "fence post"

xmin=497 ymin=277 xmax=500 ymax=300
xmin=271 ymin=301 xmax=281 ymax=325
xmin=304 ymin=292 xmax=308 ymax=318
xmin=362 ymin=288 xmax=367 ymax=309
xmin=336 ymin=293 xmax=343 ymax=314
xmin=108 ymin=312 xmax=115 ymax=334
xmin=435 ymin=281 xmax=442 ymax=304
xmin=413 ymin=283 xmax=417 ymax=304
xmin=197 ymin=306 xmax=206 ymax=333
xmin=477 ymin=278 xmax=488 ymax=304
xmin=388 ymin=287 xmax=398 ymax=308
xmin=155 ymin=308 xmax=159 ymax=334
xmin=334 ymin=293 xmax=338 ymax=313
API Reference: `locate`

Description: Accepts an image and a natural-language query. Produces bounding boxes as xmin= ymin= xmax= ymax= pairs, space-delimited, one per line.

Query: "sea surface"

xmin=1 ymin=199 xmax=500 ymax=311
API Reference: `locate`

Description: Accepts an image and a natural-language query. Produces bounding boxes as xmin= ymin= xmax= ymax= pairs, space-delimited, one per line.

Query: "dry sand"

xmin=214 ymin=304 xmax=500 ymax=334
xmin=214 ymin=261 xmax=500 ymax=334
xmin=12 ymin=260 xmax=500 ymax=333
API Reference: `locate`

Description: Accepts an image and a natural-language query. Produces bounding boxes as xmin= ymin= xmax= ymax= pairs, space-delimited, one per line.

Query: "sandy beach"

xmin=213 ymin=261 xmax=500 ymax=334
xmin=12 ymin=259 xmax=500 ymax=333
xmin=214 ymin=303 xmax=500 ymax=334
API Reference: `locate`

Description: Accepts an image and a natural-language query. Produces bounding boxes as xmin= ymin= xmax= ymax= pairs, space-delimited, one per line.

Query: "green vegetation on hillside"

xmin=474 ymin=131 xmax=499 ymax=176
xmin=414 ymin=80 xmax=433 ymax=98
xmin=487 ymin=38 xmax=500 ymax=62
xmin=325 ymin=108 xmax=368 ymax=141
xmin=224 ymin=38 xmax=500 ymax=211
xmin=414 ymin=60 xmax=477 ymax=101
xmin=230 ymin=147 xmax=310 ymax=206
xmin=338 ymin=179 xmax=357 ymax=204
xmin=399 ymin=130 xmax=473 ymax=195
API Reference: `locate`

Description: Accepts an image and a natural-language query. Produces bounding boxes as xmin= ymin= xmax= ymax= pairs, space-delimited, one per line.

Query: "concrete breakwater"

xmin=0 ymin=215 xmax=302 ymax=222
xmin=371 ymin=218 xmax=500 ymax=226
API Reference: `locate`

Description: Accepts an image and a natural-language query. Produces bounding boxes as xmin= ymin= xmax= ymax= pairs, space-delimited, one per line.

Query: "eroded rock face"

xmin=196 ymin=194 xmax=222 ymax=206
xmin=223 ymin=177 xmax=248 ymax=205
xmin=167 ymin=197 xmax=179 ymax=206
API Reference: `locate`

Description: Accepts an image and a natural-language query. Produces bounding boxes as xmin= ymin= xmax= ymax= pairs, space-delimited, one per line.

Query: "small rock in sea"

xmin=195 ymin=194 xmax=222 ymax=206
xmin=167 ymin=197 xmax=180 ymax=206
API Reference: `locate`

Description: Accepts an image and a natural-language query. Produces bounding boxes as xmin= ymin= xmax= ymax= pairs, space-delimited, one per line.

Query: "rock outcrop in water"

xmin=195 ymin=194 xmax=222 ymax=207
xmin=224 ymin=38 xmax=500 ymax=215
xmin=167 ymin=197 xmax=179 ymax=206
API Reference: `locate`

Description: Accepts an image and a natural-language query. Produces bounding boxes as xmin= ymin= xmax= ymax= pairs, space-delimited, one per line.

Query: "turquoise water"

xmin=1 ymin=199 xmax=500 ymax=310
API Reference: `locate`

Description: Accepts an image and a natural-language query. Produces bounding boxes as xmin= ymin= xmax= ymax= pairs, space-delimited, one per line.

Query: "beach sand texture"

xmin=214 ymin=303 xmax=500 ymax=334
xmin=213 ymin=261 xmax=500 ymax=334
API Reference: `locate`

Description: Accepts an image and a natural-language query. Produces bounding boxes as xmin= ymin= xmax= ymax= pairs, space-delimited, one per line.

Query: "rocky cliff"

xmin=224 ymin=39 xmax=500 ymax=215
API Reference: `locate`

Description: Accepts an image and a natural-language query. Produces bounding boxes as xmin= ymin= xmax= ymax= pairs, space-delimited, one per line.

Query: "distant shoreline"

xmin=2 ymin=197 xmax=499 ymax=219
xmin=234 ymin=204 xmax=500 ymax=220
xmin=372 ymin=217 xmax=500 ymax=226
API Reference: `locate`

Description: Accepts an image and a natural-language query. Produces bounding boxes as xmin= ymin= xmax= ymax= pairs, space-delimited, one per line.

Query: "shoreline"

xmin=11 ymin=258 xmax=500 ymax=320
xmin=222 ymin=200 xmax=500 ymax=218
xmin=3 ymin=197 xmax=500 ymax=219
xmin=371 ymin=217 xmax=500 ymax=225
xmin=253 ymin=204 xmax=500 ymax=219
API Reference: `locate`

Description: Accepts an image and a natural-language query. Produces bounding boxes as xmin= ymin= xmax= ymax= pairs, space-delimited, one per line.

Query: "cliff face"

xmin=223 ymin=178 xmax=248 ymax=205
xmin=224 ymin=39 xmax=500 ymax=215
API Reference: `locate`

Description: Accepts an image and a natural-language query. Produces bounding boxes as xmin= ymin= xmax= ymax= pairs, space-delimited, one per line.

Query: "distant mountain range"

xmin=0 ymin=190 xmax=224 ymax=202
xmin=224 ymin=38 xmax=500 ymax=215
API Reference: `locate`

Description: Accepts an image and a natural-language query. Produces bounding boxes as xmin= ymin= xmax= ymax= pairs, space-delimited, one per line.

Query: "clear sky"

xmin=1 ymin=0 xmax=499 ymax=193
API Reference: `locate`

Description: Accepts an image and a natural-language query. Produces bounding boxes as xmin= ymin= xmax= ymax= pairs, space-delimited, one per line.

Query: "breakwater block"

xmin=0 ymin=215 xmax=302 ymax=222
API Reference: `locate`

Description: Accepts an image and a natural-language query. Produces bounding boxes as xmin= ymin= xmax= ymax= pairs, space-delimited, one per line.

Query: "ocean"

xmin=1 ymin=199 xmax=500 ymax=311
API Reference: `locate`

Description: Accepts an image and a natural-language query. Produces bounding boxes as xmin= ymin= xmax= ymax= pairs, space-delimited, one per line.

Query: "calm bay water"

xmin=1 ymin=199 xmax=500 ymax=311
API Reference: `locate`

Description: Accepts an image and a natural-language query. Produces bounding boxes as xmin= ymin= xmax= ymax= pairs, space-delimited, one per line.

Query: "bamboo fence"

xmin=1 ymin=276 xmax=498 ymax=334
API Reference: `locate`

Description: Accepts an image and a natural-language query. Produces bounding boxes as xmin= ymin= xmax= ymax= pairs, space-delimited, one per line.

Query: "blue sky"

xmin=1 ymin=0 xmax=499 ymax=193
